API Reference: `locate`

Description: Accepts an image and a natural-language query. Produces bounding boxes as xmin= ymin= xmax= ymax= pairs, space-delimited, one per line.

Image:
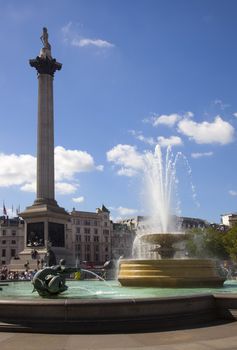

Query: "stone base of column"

xmin=17 ymin=204 xmax=74 ymax=267
xmin=8 ymin=247 xmax=47 ymax=272
xmin=33 ymin=198 xmax=58 ymax=207
xmin=24 ymin=201 xmax=68 ymax=217
xmin=8 ymin=246 xmax=75 ymax=272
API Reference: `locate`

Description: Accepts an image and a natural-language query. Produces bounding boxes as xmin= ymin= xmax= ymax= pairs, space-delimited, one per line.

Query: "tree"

xmin=222 ymin=225 xmax=237 ymax=262
xmin=185 ymin=227 xmax=228 ymax=260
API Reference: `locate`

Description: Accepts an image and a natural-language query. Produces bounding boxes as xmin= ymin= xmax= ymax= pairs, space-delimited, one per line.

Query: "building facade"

xmin=69 ymin=205 xmax=113 ymax=266
xmin=0 ymin=210 xmax=226 ymax=270
xmin=0 ymin=216 xmax=24 ymax=266
xmin=221 ymin=213 xmax=237 ymax=228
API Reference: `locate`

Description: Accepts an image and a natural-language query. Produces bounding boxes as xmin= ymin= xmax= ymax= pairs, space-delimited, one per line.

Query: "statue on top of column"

xmin=30 ymin=27 xmax=62 ymax=76
xmin=40 ymin=27 xmax=52 ymax=60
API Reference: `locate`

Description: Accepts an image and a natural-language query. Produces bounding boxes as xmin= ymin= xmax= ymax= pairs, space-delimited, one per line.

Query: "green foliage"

xmin=185 ymin=227 xmax=229 ymax=260
xmin=222 ymin=225 xmax=237 ymax=262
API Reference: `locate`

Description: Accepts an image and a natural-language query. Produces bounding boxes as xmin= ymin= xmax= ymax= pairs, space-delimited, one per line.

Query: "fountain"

xmin=118 ymin=145 xmax=226 ymax=288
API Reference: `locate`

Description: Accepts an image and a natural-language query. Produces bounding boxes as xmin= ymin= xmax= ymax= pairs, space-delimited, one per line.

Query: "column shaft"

xmin=36 ymin=74 xmax=55 ymax=203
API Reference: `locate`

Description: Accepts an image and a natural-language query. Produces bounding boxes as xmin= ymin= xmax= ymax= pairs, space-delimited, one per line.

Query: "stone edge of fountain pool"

xmin=0 ymin=293 xmax=237 ymax=333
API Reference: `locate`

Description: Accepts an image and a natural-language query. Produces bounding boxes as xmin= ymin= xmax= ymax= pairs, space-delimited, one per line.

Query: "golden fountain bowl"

xmin=118 ymin=258 xmax=226 ymax=288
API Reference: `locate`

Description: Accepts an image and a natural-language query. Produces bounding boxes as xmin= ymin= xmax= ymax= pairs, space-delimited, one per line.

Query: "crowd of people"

xmin=0 ymin=266 xmax=35 ymax=281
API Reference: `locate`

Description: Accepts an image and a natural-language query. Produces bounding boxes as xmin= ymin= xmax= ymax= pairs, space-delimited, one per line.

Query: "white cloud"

xmin=0 ymin=146 xmax=102 ymax=194
xmin=116 ymin=206 xmax=138 ymax=216
xmin=0 ymin=153 xmax=36 ymax=187
xmin=55 ymin=146 xmax=102 ymax=181
xmin=61 ymin=22 xmax=73 ymax=43
xmin=157 ymin=136 xmax=183 ymax=147
xmin=96 ymin=165 xmax=104 ymax=171
xmin=106 ymin=141 xmax=183 ymax=177
xmin=184 ymin=111 xmax=194 ymax=118
xmin=233 ymin=113 xmax=237 ymax=118
xmin=152 ymin=113 xmax=182 ymax=127
xmin=107 ymin=144 xmax=144 ymax=176
xmin=20 ymin=182 xmax=36 ymax=192
xmin=72 ymin=38 xmax=114 ymax=48
xmin=177 ymin=116 xmax=235 ymax=144
xmin=129 ymin=130 xmax=155 ymax=145
xmin=72 ymin=196 xmax=85 ymax=203
xmin=62 ymin=22 xmax=114 ymax=49
xmin=214 ymin=99 xmax=230 ymax=110
xmin=117 ymin=168 xmax=138 ymax=177
xmin=191 ymin=152 xmax=214 ymax=159
xmin=21 ymin=181 xmax=78 ymax=195
xmin=55 ymin=182 xmax=78 ymax=195
xmin=229 ymin=190 xmax=237 ymax=196
xmin=109 ymin=206 xmax=138 ymax=218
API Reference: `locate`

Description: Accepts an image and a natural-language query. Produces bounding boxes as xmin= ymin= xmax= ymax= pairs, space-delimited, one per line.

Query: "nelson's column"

xmin=16 ymin=28 xmax=72 ymax=267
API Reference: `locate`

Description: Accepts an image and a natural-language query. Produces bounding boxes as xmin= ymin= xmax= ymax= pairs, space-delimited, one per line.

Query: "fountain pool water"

xmin=1 ymin=279 xmax=237 ymax=300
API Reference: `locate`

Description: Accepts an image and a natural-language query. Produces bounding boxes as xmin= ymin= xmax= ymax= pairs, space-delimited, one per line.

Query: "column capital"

xmin=29 ymin=56 xmax=62 ymax=77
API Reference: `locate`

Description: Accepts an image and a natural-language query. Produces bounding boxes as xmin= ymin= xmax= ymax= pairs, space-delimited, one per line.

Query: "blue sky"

xmin=0 ymin=0 xmax=237 ymax=223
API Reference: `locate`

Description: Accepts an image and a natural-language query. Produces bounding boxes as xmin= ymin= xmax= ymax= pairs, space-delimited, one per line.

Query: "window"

xmin=105 ymin=247 xmax=108 ymax=252
xmin=86 ymin=245 xmax=90 ymax=252
xmin=48 ymin=222 xmax=65 ymax=248
xmin=76 ymin=227 xmax=80 ymax=234
xmin=94 ymin=236 xmax=99 ymax=242
xmin=11 ymin=240 xmax=16 ymax=245
xmin=94 ymin=220 xmax=98 ymax=226
xmin=85 ymin=235 xmax=90 ymax=242
xmin=2 ymin=230 xmax=6 ymax=236
xmin=103 ymin=229 xmax=109 ymax=235
xmin=2 ymin=249 xmax=6 ymax=257
xmin=84 ymin=220 xmax=90 ymax=226
xmin=94 ymin=228 xmax=98 ymax=235
xmin=2 ymin=240 xmax=6 ymax=245
xmin=104 ymin=222 xmax=108 ymax=227
xmin=11 ymin=249 xmax=16 ymax=257
xmin=84 ymin=228 xmax=90 ymax=234
xmin=12 ymin=230 xmax=16 ymax=236
xmin=76 ymin=235 xmax=81 ymax=242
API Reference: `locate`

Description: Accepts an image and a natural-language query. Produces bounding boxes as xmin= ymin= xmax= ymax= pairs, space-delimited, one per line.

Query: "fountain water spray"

xmin=133 ymin=145 xmax=186 ymax=259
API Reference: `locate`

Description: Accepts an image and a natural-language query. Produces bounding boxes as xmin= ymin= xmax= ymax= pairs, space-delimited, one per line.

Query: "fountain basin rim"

xmin=0 ymin=292 xmax=215 ymax=304
xmin=0 ymin=293 xmax=234 ymax=334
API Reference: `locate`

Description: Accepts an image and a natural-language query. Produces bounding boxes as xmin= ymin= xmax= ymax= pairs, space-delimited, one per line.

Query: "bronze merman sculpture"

xmin=32 ymin=259 xmax=81 ymax=297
